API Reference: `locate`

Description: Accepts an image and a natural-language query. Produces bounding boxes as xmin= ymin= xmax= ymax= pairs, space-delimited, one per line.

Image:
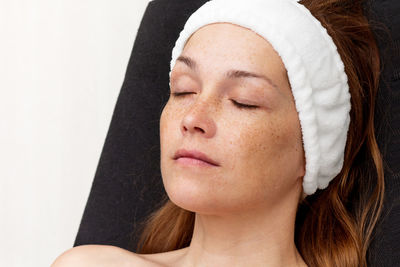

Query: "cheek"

xmin=159 ymin=106 xmax=169 ymax=139
xmin=231 ymin=116 xmax=291 ymax=165
xmin=228 ymin=110 xmax=303 ymax=195
xmin=159 ymin=106 xmax=178 ymax=202
xmin=160 ymin=102 xmax=182 ymax=144
xmin=160 ymin=104 xmax=177 ymax=172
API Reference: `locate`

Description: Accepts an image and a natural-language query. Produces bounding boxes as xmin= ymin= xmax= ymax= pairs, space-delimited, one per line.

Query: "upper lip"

xmin=173 ymin=149 xmax=219 ymax=166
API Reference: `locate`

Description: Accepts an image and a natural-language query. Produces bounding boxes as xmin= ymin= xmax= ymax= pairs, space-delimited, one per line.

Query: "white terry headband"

xmin=169 ymin=0 xmax=351 ymax=195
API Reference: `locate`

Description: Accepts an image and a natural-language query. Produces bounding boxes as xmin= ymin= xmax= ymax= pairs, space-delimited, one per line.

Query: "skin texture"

xmin=157 ymin=23 xmax=308 ymax=266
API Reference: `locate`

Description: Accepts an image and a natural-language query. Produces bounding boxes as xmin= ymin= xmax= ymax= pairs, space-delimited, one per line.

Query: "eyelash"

xmin=171 ymin=92 xmax=259 ymax=109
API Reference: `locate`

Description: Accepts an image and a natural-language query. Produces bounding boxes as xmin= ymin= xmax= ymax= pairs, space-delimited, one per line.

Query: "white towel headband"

xmin=169 ymin=0 xmax=351 ymax=195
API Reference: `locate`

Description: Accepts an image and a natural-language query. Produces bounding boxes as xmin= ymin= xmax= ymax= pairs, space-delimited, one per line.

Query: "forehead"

xmin=184 ymin=23 xmax=272 ymax=63
xmin=176 ymin=23 xmax=287 ymax=79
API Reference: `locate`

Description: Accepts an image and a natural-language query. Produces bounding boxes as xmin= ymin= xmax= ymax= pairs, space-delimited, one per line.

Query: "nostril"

xmin=195 ymin=126 xmax=205 ymax=133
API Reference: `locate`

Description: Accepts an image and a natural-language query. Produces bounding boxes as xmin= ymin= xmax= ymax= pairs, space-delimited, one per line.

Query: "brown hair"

xmin=135 ymin=0 xmax=385 ymax=266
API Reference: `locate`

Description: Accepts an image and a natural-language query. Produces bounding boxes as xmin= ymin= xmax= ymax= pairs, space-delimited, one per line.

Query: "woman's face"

xmin=160 ymin=23 xmax=305 ymax=215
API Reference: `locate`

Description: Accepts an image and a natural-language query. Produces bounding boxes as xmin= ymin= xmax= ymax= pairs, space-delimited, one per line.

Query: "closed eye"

xmin=231 ymin=100 xmax=259 ymax=109
xmin=171 ymin=92 xmax=259 ymax=109
xmin=171 ymin=92 xmax=195 ymax=97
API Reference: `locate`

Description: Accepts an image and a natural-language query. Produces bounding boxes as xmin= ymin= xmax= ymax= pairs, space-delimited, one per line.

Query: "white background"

xmin=0 ymin=0 xmax=150 ymax=266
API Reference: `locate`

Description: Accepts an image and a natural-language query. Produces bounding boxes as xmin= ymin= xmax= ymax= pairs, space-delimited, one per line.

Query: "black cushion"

xmin=74 ymin=0 xmax=400 ymax=266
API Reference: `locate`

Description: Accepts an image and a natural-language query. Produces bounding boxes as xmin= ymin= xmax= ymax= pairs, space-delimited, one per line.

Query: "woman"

xmin=52 ymin=0 xmax=384 ymax=266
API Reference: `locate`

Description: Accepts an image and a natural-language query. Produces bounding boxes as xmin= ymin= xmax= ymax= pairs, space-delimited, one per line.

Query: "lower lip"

xmin=175 ymin=157 xmax=218 ymax=167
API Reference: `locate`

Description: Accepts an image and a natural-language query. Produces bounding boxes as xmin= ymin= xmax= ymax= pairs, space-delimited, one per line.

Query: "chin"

xmin=164 ymin=181 xmax=225 ymax=215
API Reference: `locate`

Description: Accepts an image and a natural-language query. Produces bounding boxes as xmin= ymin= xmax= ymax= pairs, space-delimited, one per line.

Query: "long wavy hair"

xmin=135 ymin=0 xmax=385 ymax=266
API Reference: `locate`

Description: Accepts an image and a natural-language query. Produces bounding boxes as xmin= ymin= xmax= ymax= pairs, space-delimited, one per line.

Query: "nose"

xmin=180 ymin=98 xmax=217 ymax=138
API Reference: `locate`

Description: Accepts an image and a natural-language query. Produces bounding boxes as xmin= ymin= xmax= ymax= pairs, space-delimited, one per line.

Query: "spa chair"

xmin=73 ymin=0 xmax=400 ymax=266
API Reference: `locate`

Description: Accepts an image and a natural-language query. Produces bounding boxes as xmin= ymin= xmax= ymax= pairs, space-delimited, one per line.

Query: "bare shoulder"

xmin=51 ymin=244 xmax=164 ymax=267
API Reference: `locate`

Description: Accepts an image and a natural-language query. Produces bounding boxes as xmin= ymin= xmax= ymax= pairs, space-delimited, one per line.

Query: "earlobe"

xmin=296 ymin=162 xmax=306 ymax=180
xmin=298 ymin=176 xmax=307 ymax=203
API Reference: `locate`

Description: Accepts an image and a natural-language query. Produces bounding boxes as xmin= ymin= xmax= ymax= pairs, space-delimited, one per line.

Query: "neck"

xmin=177 ymin=194 xmax=307 ymax=267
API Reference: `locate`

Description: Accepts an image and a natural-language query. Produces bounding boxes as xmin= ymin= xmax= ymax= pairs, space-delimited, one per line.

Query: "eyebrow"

xmin=176 ymin=55 xmax=279 ymax=89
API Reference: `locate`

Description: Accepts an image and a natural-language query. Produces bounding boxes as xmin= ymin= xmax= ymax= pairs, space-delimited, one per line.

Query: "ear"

xmin=296 ymin=154 xmax=306 ymax=201
xmin=297 ymin=176 xmax=307 ymax=203
xmin=296 ymin=152 xmax=306 ymax=179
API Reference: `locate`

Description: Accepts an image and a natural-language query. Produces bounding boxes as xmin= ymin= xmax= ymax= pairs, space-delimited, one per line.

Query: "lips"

xmin=173 ymin=149 xmax=219 ymax=166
